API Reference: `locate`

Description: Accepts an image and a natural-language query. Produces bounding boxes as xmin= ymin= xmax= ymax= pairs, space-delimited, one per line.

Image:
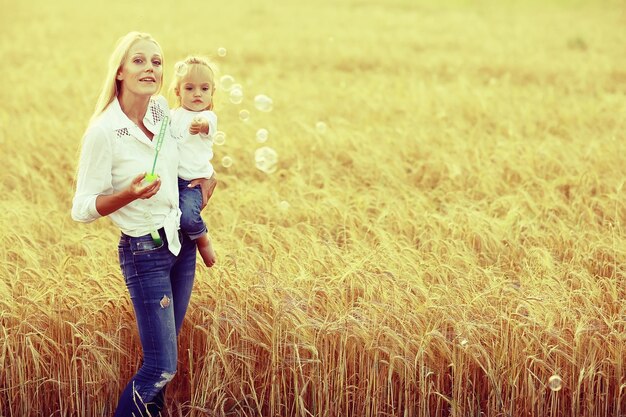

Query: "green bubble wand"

xmin=144 ymin=116 xmax=169 ymax=245
xmin=145 ymin=115 xmax=169 ymax=183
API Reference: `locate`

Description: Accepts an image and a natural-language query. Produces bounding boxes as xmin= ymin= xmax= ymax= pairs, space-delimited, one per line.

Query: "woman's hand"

xmin=129 ymin=173 xmax=161 ymax=200
xmin=188 ymin=175 xmax=217 ymax=210
xmin=95 ymin=173 xmax=161 ymax=217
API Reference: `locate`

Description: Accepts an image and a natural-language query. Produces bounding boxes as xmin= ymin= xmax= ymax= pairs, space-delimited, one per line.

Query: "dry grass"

xmin=1 ymin=0 xmax=625 ymax=416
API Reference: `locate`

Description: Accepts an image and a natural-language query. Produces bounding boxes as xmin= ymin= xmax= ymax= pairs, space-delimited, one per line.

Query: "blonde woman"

xmin=72 ymin=32 xmax=216 ymax=416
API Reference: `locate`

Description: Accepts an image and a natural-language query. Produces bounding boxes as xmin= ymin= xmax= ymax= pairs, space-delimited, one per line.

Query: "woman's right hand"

xmin=129 ymin=173 xmax=161 ymax=200
xmin=94 ymin=173 xmax=161 ymax=217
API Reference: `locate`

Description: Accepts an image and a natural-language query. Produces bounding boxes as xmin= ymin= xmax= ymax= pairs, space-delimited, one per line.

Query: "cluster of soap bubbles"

xmin=214 ymin=50 xmax=279 ymax=175
xmin=214 ymin=47 xmax=290 ymax=210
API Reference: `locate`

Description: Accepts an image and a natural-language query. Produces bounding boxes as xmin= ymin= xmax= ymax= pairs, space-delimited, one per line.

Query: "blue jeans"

xmin=178 ymin=178 xmax=207 ymax=240
xmin=114 ymin=228 xmax=196 ymax=417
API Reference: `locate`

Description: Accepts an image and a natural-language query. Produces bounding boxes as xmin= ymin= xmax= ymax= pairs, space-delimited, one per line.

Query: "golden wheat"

xmin=1 ymin=0 xmax=625 ymax=416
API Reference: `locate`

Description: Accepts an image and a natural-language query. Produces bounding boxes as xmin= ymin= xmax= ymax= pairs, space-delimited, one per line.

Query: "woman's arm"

xmin=72 ymin=126 xmax=161 ymax=221
xmin=94 ymin=173 xmax=161 ymax=217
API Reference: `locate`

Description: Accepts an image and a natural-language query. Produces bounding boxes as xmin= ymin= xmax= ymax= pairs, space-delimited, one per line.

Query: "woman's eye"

xmin=134 ymin=58 xmax=143 ymax=64
xmin=153 ymin=60 xmax=162 ymax=66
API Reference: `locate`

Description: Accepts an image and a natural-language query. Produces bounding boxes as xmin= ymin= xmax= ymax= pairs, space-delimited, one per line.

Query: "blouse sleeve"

xmin=199 ymin=110 xmax=218 ymax=139
xmin=71 ymin=125 xmax=114 ymax=223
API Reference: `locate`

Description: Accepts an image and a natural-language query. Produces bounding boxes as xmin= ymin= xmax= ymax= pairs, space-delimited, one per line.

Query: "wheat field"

xmin=1 ymin=0 xmax=625 ymax=416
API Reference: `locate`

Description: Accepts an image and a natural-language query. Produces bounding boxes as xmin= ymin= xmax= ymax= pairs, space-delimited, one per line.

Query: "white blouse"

xmin=71 ymin=96 xmax=182 ymax=255
xmin=169 ymin=107 xmax=217 ymax=181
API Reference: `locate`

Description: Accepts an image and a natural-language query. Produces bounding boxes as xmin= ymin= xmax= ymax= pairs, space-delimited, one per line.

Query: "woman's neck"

xmin=118 ymin=91 xmax=151 ymax=125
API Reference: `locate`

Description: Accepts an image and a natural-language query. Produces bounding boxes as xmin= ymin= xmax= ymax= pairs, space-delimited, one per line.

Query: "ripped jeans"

xmin=114 ymin=228 xmax=196 ymax=417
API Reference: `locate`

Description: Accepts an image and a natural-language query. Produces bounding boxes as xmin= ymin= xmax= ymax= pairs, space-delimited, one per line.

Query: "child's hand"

xmin=189 ymin=117 xmax=209 ymax=135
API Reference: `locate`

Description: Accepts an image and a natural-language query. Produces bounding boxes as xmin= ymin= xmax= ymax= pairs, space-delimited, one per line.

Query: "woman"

xmin=71 ymin=32 xmax=215 ymax=416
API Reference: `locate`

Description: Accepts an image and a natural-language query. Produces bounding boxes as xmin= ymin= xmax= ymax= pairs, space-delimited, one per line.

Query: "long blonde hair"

xmin=89 ymin=31 xmax=163 ymax=125
xmin=168 ymin=56 xmax=218 ymax=110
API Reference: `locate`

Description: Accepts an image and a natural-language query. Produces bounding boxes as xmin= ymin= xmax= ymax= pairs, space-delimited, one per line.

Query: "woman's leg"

xmin=130 ymin=233 xmax=197 ymax=416
xmin=114 ymin=233 xmax=178 ymax=417
xmin=171 ymin=232 xmax=197 ymax=335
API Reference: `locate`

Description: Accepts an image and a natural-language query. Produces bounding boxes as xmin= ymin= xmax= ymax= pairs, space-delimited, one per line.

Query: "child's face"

xmin=117 ymin=40 xmax=163 ymax=97
xmin=177 ymin=65 xmax=214 ymax=112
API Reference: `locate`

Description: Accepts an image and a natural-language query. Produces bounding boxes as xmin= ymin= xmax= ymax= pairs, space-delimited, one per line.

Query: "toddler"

xmin=169 ymin=56 xmax=218 ymax=267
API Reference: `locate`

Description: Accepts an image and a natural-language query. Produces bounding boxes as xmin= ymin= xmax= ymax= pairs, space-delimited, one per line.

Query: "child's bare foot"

xmin=196 ymin=235 xmax=216 ymax=267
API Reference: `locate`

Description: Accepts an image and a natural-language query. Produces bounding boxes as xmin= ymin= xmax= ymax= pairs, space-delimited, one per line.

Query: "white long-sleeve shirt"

xmin=71 ymin=96 xmax=182 ymax=255
xmin=169 ymin=107 xmax=216 ymax=181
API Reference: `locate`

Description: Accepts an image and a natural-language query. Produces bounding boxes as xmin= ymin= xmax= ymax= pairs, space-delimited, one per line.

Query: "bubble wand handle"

xmin=146 ymin=116 xmax=169 ymax=182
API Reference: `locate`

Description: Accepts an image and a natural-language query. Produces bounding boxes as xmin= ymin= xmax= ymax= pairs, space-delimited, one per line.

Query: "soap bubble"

xmin=213 ymin=131 xmax=226 ymax=146
xmin=221 ymin=156 xmax=233 ymax=168
xmin=315 ymin=121 xmax=327 ymax=134
xmin=254 ymin=146 xmax=278 ymax=174
xmin=239 ymin=109 xmax=250 ymax=122
xmin=229 ymin=86 xmax=243 ymax=104
xmin=278 ymin=200 xmax=290 ymax=211
xmin=548 ymin=375 xmax=562 ymax=392
xmin=219 ymin=75 xmax=235 ymax=91
xmin=254 ymin=94 xmax=273 ymax=112
xmin=256 ymin=128 xmax=269 ymax=143
xmin=174 ymin=62 xmax=188 ymax=77
xmin=217 ymin=47 xmax=227 ymax=57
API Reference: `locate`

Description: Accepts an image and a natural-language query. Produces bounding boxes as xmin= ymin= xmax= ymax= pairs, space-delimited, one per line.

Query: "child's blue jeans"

xmin=178 ymin=178 xmax=208 ymax=240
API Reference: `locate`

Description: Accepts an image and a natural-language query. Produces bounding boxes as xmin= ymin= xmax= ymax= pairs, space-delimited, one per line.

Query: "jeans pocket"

xmin=130 ymin=236 xmax=165 ymax=255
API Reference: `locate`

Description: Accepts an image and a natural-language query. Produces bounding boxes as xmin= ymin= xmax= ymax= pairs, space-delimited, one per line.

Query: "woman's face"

xmin=116 ymin=39 xmax=163 ymax=97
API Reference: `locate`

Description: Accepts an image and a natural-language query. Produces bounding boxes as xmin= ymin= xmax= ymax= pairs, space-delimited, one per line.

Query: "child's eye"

xmin=152 ymin=60 xmax=162 ymax=66
xmin=202 ymin=87 xmax=210 ymax=91
xmin=134 ymin=58 xmax=143 ymax=64
xmin=185 ymin=87 xmax=193 ymax=91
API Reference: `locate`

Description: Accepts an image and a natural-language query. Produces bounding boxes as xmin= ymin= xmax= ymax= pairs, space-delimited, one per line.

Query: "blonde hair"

xmin=89 ymin=31 xmax=163 ymax=125
xmin=169 ymin=56 xmax=218 ymax=110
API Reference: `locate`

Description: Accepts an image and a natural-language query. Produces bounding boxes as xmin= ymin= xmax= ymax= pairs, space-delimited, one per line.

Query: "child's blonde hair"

xmin=169 ymin=56 xmax=218 ymax=110
xmin=90 ymin=31 xmax=163 ymax=125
